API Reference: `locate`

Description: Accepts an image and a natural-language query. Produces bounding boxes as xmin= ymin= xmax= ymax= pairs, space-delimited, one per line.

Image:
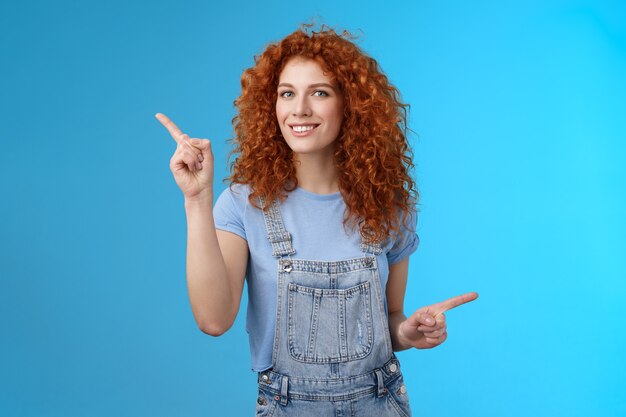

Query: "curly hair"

xmin=225 ymin=21 xmax=419 ymax=245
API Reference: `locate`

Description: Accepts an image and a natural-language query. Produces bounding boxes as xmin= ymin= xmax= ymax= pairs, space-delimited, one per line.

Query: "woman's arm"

xmin=387 ymin=258 xmax=420 ymax=351
xmin=155 ymin=113 xmax=248 ymax=337
xmin=185 ymin=194 xmax=248 ymax=336
xmin=386 ymin=258 xmax=445 ymax=350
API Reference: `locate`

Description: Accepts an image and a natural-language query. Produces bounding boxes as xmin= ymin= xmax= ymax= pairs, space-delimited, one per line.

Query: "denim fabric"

xmin=255 ymin=197 xmax=413 ymax=416
xmin=255 ymin=356 xmax=411 ymax=417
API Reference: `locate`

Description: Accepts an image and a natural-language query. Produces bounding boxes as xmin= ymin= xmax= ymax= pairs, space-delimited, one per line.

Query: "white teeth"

xmin=292 ymin=125 xmax=317 ymax=132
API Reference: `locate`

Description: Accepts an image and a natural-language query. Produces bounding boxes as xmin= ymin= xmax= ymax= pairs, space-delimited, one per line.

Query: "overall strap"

xmin=355 ymin=218 xmax=384 ymax=255
xmin=359 ymin=220 xmax=383 ymax=255
xmin=360 ymin=239 xmax=383 ymax=256
xmin=258 ymin=196 xmax=296 ymax=257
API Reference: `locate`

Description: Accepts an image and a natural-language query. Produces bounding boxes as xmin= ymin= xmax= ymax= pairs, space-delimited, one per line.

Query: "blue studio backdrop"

xmin=1 ymin=0 xmax=624 ymax=416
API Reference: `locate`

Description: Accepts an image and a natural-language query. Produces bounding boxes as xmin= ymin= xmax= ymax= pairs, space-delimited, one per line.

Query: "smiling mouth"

xmin=289 ymin=124 xmax=320 ymax=133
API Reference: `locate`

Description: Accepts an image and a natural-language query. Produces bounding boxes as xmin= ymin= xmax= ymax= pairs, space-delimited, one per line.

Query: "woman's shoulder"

xmin=218 ymin=182 xmax=252 ymax=201
xmin=386 ymin=208 xmax=419 ymax=264
xmin=214 ymin=183 xmax=254 ymax=217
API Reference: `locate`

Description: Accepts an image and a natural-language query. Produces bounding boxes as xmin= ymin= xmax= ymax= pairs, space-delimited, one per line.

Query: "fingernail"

xmin=426 ymin=318 xmax=434 ymax=325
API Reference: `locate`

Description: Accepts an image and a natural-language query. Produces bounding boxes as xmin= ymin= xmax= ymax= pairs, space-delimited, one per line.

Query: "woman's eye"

xmin=279 ymin=90 xmax=329 ymax=98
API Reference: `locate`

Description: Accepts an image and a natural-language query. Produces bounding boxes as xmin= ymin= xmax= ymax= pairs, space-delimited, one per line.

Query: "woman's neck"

xmin=293 ymin=152 xmax=339 ymax=195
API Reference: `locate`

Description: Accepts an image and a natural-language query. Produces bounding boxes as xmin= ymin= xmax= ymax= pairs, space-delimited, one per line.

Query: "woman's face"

xmin=275 ymin=57 xmax=344 ymax=158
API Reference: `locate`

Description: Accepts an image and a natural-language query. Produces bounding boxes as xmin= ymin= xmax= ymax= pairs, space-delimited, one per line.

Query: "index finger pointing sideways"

xmin=155 ymin=113 xmax=184 ymax=144
xmin=432 ymin=292 xmax=479 ymax=315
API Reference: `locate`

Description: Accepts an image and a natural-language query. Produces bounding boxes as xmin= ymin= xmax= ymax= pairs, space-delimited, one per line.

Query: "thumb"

xmin=407 ymin=310 xmax=435 ymax=327
xmin=190 ymin=138 xmax=212 ymax=151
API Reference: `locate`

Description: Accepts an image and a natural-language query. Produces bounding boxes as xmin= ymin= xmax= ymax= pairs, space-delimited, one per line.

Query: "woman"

xmin=157 ymin=22 xmax=478 ymax=416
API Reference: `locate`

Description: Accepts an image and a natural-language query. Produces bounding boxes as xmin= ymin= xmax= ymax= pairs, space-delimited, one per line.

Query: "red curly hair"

xmin=226 ymin=21 xmax=418 ymax=245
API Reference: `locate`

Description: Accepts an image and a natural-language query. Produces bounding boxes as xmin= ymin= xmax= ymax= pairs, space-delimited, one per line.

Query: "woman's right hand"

xmin=155 ymin=113 xmax=214 ymax=201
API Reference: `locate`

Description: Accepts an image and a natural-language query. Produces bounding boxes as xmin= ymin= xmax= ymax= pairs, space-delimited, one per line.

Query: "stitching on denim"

xmin=387 ymin=388 xmax=411 ymax=417
xmin=287 ymin=281 xmax=374 ymax=364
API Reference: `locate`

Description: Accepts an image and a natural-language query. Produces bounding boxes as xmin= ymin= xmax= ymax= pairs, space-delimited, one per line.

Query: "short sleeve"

xmin=213 ymin=185 xmax=247 ymax=241
xmin=387 ymin=210 xmax=419 ymax=265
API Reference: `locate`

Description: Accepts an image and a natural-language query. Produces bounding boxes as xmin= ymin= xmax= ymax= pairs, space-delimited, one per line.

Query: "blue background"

xmin=1 ymin=0 xmax=624 ymax=416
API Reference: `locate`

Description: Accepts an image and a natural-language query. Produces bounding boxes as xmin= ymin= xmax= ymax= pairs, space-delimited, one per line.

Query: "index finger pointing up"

xmin=431 ymin=292 xmax=479 ymax=315
xmin=155 ymin=113 xmax=184 ymax=144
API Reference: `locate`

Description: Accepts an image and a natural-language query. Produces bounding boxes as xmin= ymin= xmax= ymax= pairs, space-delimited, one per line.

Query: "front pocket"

xmin=287 ymin=281 xmax=373 ymax=363
xmin=255 ymin=386 xmax=278 ymax=417
xmin=386 ymin=374 xmax=412 ymax=417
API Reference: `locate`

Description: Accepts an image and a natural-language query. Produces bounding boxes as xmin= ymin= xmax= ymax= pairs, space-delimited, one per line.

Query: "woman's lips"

xmin=290 ymin=124 xmax=319 ymax=137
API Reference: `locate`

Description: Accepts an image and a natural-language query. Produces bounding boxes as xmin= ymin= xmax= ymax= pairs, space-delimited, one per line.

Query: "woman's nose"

xmin=292 ymin=96 xmax=312 ymax=117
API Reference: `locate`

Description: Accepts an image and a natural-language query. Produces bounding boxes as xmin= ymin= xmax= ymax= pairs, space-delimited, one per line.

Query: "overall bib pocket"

xmin=287 ymin=281 xmax=374 ymax=363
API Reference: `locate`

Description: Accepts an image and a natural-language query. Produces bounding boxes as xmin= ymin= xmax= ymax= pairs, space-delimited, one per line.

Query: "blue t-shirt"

xmin=213 ymin=183 xmax=419 ymax=372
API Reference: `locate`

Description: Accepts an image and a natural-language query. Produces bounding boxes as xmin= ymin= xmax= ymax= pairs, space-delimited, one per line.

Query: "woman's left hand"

xmin=397 ymin=292 xmax=479 ymax=349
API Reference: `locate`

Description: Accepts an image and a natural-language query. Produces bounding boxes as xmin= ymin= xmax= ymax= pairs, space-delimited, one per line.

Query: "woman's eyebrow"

xmin=277 ymin=82 xmax=336 ymax=90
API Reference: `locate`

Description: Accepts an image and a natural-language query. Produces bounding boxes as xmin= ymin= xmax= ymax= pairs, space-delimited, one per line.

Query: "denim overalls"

xmin=255 ymin=197 xmax=412 ymax=417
